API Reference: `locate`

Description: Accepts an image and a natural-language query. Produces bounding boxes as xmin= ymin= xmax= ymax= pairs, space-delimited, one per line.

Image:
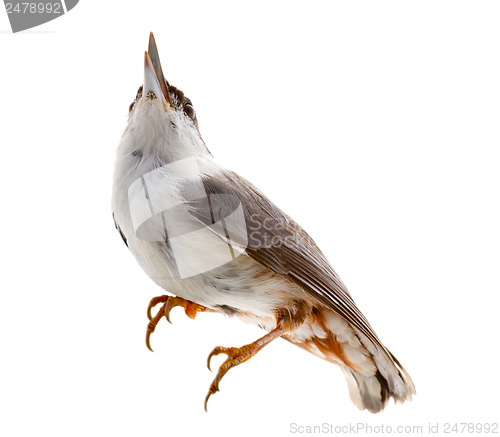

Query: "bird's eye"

xmin=184 ymin=103 xmax=195 ymax=119
xmin=129 ymin=86 xmax=143 ymax=114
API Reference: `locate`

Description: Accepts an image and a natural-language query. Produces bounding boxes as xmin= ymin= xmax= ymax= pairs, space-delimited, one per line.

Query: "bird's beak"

xmin=144 ymin=32 xmax=171 ymax=105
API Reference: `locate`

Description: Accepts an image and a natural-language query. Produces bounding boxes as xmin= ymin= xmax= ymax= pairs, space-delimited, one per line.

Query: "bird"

xmin=111 ymin=32 xmax=415 ymax=413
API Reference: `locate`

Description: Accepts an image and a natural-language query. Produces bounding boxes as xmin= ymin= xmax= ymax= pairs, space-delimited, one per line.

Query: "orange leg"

xmin=146 ymin=295 xmax=214 ymax=351
xmin=204 ymin=327 xmax=285 ymax=411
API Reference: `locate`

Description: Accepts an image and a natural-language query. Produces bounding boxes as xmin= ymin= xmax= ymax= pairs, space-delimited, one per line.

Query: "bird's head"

xmin=122 ymin=33 xmax=208 ymax=162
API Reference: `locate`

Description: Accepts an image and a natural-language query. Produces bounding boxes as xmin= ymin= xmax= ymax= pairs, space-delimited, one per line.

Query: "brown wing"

xmin=199 ymin=170 xmax=385 ymax=350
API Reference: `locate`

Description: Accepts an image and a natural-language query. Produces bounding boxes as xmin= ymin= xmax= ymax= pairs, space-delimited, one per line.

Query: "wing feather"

xmin=197 ymin=170 xmax=386 ymax=350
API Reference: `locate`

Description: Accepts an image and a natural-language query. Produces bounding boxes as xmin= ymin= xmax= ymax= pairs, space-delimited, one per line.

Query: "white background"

xmin=1 ymin=1 xmax=499 ymax=436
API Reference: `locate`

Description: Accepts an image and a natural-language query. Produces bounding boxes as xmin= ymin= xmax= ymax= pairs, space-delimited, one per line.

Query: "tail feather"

xmin=287 ymin=308 xmax=415 ymax=413
xmin=342 ymin=368 xmax=390 ymax=413
xmin=354 ymin=330 xmax=416 ymax=409
xmin=342 ymin=357 xmax=415 ymax=414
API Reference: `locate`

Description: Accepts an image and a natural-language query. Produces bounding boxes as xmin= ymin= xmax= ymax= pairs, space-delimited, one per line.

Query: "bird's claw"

xmin=146 ymin=303 xmax=166 ymax=352
xmin=145 ymin=295 xmax=212 ymax=351
xmin=147 ymin=295 xmax=169 ymax=321
xmin=147 ymin=295 xmax=210 ymax=321
xmin=204 ymin=344 xmax=256 ymax=411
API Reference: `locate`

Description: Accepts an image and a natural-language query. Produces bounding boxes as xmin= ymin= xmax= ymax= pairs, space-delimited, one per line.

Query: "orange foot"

xmin=146 ymin=295 xmax=212 ymax=351
xmin=204 ymin=327 xmax=285 ymax=411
